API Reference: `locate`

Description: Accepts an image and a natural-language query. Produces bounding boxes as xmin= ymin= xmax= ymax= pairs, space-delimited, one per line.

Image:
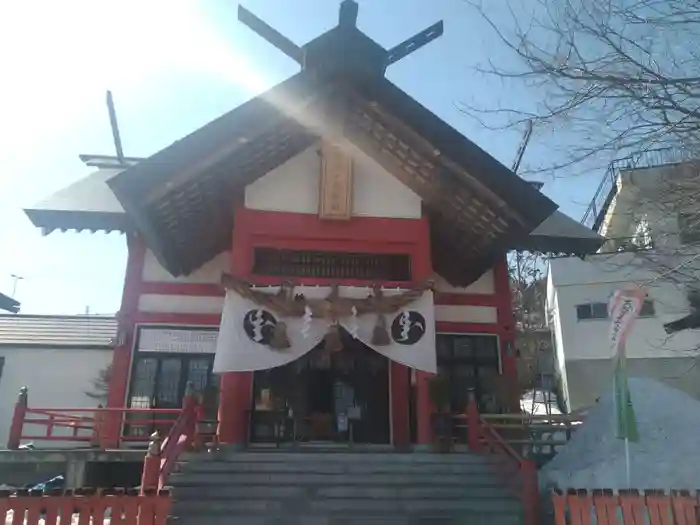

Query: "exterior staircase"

xmin=168 ymin=450 xmax=524 ymax=525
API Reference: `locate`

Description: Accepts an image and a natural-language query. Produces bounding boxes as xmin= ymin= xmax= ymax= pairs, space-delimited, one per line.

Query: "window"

xmin=576 ymin=302 xmax=609 ymax=320
xmin=436 ymin=334 xmax=500 ymax=413
xmin=639 ymin=299 xmax=655 ymax=317
xmin=678 ymin=212 xmax=700 ymax=244
xmin=252 ymin=248 xmax=412 ymax=281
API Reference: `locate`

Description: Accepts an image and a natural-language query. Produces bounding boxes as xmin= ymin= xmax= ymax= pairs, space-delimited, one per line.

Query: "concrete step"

xmin=173 ymin=513 xmax=524 ymax=525
xmin=172 ymin=497 xmax=522 ymax=515
xmin=168 ymin=470 xmax=504 ymax=486
xmin=180 ymin=451 xmax=490 ymax=464
xmin=171 ymin=484 xmax=514 ymax=500
xmin=176 ymin=459 xmax=497 ymax=474
xmin=168 ymin=451 xmax=525 ymax=525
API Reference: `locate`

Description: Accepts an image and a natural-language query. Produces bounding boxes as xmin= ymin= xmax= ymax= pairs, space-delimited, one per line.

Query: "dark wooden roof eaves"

xmin=107 ymin=72 xmax=320 ymax=204
xmin=23 ymin=209 xmax=129 ymax=234
xmin=351 ymin=77 xmax=558 ymax=227
xmin=516 ymin=235 xmax=604 ymax=256
xmin=137 ymin=113 xmax=319 ymax=275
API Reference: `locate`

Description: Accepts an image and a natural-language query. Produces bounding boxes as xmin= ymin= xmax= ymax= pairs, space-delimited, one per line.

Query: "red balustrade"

xmin=0 ymin=488 xmax=171 ymax=525
xmin=465 ymin=391 xmax=540 ymax=525
xmin=553 ymin=489 xmax=699 ymax=525
xmin=7 ymin=386 xmax=186 ymax=450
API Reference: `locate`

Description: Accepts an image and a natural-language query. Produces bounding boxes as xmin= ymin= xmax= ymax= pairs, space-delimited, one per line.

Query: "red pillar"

xmin=411 ymin=214 xmax=434 ymax=447
xmin=415 ymin=371 xmax=433 ymax=446
xmin=105 ymin=233 xmax=146 ymax=446
xmin=390 ymin=362 xmax=410 ymax=450
xmin=218 ymin=215 xmax=255 ymax=446
xmin=494 ymin=258 xmax=519 ymax=411
xmin=218 ymin=372 xmax=253 ymax=445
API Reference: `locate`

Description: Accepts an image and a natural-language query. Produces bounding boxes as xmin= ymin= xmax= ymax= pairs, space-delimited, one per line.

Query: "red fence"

xmin=7 ymin=387 xmax=186 ymax=450
xmin=0 ymin=488 xmax=171 ymax=525
xmin=553 ymin=489 xmax=699 ymax=525
xmin=465 ymin=392 xmax=540 ymax=525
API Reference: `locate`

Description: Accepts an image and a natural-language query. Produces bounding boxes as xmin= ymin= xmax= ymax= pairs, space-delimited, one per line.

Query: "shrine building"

xmin=24 ymin=1 xmax=602 ymax=450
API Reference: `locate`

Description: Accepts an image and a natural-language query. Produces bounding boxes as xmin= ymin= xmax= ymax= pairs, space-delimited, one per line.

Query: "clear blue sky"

xmin=0 ymin=0 xmax=600 ymax=315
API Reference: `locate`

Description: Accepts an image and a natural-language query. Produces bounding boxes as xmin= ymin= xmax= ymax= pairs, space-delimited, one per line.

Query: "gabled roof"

xmin=105 ymin=72 xmax=563 ymax=285
xmin=0 ymin=314 xmax=116 ymax=348
xmin=519 ymin=210 xmax=604 ymax=255
xmin=23 ymin=2 xmax=605 ymax=287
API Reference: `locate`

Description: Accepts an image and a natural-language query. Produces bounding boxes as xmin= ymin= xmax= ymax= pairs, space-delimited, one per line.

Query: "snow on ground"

xmin=540 ymin=377 xmax=700 ymax=491
xmin=519 ymin=390 xmax=585 ymax=459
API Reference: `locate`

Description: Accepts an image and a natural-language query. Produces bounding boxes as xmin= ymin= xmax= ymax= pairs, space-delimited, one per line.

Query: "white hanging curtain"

xmin=213 ymin=285 xmax=437 ymax=374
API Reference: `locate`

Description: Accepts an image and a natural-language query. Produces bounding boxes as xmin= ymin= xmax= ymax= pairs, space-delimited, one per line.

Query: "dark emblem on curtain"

xmin=390 ymin=311 xmax=426 ymax=345
xmin=243 ymin=309 xmax=278 ymax=345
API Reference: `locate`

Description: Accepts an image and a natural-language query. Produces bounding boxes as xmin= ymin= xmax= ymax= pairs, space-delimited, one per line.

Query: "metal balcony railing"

xmin=580 ymin=148 xmax=694 ymax=231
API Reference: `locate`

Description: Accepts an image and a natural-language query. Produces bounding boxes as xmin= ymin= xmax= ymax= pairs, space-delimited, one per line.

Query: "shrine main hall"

xmin=25 ymin=0 xmax=601 ymax=449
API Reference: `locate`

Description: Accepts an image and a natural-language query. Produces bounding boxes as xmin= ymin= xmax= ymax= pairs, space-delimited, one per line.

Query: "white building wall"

xmin=0 ymin=347 xmax=111 ymax=448
xmin=548 ymin=255 xmax=699 ymax=361
xmin=546 ymin=274 xmax=570 ymax=411
xmin=434 ymin=271 xmax=495 ymax=295
xmin=244 ymin=146 xmax=422 ymax=219
xmin=548 ymin=253 xmax=700 ymax=410
xmin=142 ymin=250 xmax=228 ymax=283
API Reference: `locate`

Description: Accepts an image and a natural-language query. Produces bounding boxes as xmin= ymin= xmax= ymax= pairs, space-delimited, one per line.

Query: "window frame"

xmin=638 ymin=299 xmax=656 ymax=318
xmin=575 ymin=302 xmax=609 ymax=321
xmin=435 ymin=333 xmax=502 ymax=413
xmin=678 ymin=212 xmax=700 ymax=245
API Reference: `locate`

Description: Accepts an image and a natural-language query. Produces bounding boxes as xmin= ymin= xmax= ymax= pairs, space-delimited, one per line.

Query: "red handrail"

xmin=140 ymin=384 xmax=201 ymax=493
xmin=7 ymin=386 xmax=185 ymax=449
xmin=466 ymin=392 xmax=539 ymax=525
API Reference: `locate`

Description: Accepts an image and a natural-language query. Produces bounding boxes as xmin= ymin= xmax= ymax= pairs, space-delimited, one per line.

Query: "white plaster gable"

xmin=244 ymin=145 xmax=422 ymax=219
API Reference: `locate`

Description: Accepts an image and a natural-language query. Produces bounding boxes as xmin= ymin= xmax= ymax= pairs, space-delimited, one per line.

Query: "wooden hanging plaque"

xmin=319 ymin=141 xmax=353 ymax=220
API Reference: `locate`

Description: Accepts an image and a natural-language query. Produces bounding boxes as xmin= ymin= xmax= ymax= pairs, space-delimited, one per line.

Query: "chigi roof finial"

xmin=338 ymin=0 xmax=359 ymax=28
xmin=237 ymin=1 xmax=443 ymax=77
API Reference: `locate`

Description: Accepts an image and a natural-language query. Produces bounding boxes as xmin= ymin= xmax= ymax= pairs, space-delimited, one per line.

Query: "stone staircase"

xmin=168 ymin=450 xmax=524 ymax=525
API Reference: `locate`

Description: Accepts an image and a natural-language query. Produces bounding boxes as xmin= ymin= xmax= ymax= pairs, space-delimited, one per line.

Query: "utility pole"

xmin=10 ymin=274 xmax=24 ymax=299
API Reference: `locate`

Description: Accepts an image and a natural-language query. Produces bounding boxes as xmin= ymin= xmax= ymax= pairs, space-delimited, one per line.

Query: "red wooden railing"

xmin=553 ymin=489 xmax=699 ymax=525
xmin=0 ymin=488 xmax=171 ymax=525
xmin=7 ymin=386 xmax=188 ymax=450
xmin=466 ymin=391 xmax=540 ymax=525
xmin=140 ymin=384 xmax=202 ymax=491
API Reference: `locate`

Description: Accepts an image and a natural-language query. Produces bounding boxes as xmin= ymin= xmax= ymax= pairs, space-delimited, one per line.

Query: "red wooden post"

xmin=140 ymin=432 xmax=161 ymax=495
xmin=138 ymin=490 xmax=157 ymax=525
xmin=25 ymin=491 xmax=41 ymax=525
xmin=466 ymin=389 xmax=481 ymax=451
xmin=154 ymin=489 xmax=171 ymax=525
xmin=671 ymin=490 xmax=698 ymax=525
xmin=592 ymin=489 xmax=620 ymax=525
xmin=0 ymin=490 xmax=10 ymax=525
xmin=181 ymin=381 xmax=199 ymax=449
xmin=92 ymin=405 xmax=104 ymax=448
xmin=7 ymin=387 xmax=28 ymax=450
xmin=619 ymin=489 xmax=647 ymax=525
xmin=521 ymin=459 xmax=539 ymax=525
xmin=123 ymin=489 xmax=140 ymax=525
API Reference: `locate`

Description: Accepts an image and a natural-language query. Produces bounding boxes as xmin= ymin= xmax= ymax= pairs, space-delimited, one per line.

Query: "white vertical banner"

xmin=608 ymin=287 xmax=646 ymax=486
xmin=608 ymin=287 xmax=647 ymax=359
